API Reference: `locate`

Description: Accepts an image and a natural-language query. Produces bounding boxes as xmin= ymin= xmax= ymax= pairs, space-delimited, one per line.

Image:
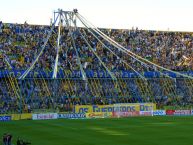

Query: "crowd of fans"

xmin=0 ymin=21 xmax=192 ymax=71
xmin=0 ymin=21 xmax=193 ymax=113
xmin=0 ymin=78 xmax=192 ymax=113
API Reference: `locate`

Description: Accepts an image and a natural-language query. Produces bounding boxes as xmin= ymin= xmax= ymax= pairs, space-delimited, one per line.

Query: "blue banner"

xmin=0 ymin=116 xmax=11 ymax=121
xmin=0 ymin=70 xmax=192 ymax=78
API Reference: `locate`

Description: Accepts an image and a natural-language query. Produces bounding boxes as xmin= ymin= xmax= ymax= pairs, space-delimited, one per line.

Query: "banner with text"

xmin=74 ymin=103 xmax=156 ymax=113
xmin=1 ymin=70 xmax=192 ymax=78
xmin=153 ymin=110 xmax=166 ymax=116
xmin=112 ymin=111 xmax=140 ymax=118
xmin=0 ymin=116 xmax=11 ymax=121
xmin=174 ymin=110 xmax=191 ymax=116
xmin=58 ymin=113 xmax=86 ymax=119
xmin=86 ymin=112 xmax=113 ymax=119
xmin=32 ymin=113 xmax=57 ymax=120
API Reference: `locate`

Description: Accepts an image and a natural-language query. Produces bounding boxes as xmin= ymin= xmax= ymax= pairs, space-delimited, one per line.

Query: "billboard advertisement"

xmin=174 ymin=110 xmax=191 ymax=116
xmin=32 ymin=113 xmax=57 ymax=120
xmin=86 ymin=112 xmax=113 ymax=119
xmin=11 ymin=113 xmax=32 ymax=120
xmin=166 ymin=110 xmax=175 ymax=115
xmin=58 ymin=113 xmax=86 ymax=119
xmin=153 ymin=110 xmax=166 ymax=116
xmin=166 ymin=110 xmax=191 ymax=116
xmin=140 ymin=111 xmax=153 ymax=116
xmin=112 ymin=111 xmax=140 ymax=117
xmin=0 ymin=116 xmax=11 ymax=121
xmin=74 ymin=103 xmax=156 ymax=113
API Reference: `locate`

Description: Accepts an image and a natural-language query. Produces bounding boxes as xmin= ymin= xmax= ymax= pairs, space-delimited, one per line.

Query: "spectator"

xmin=2 ymin=133 xmax=7 ymax=145
xmin=7 ymin=133 xmax=12 ymax=145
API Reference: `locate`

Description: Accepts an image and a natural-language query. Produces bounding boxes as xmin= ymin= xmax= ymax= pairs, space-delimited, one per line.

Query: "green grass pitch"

xmin=1 ymin=116 xmax=193 ymax=145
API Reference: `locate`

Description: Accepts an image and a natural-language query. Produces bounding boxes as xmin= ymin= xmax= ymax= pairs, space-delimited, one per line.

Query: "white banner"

xmin=153 ymin=110 xmax=166 ymax=116
xmin=174 ymin=110 xmax=191 ymax=116
xmin=32 ymin=113 xmax=58 ymax=120
xmin=58 ymin=113 xmax=86 ymax=119
xmin=113 ymin=111 xmax=140 ymax=117
xmin=140 ymin=111 xmax=153 ymax=116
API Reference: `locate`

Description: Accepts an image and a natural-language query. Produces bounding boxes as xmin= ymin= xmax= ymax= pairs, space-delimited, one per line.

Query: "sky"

xmin=0 ymin=0 xmax=193 ymax=32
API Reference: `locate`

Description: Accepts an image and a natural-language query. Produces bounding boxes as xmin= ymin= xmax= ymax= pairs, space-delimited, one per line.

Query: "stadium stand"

xmin=0 ymin=23 xmax=192 ymax=71
xmin=0 ymin=21 xmax=193 ymax=114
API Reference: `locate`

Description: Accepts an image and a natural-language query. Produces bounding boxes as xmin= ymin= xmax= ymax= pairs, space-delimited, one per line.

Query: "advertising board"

xmin=174 ymin=110 xmax=191 ymax=116
xmin=166 ymin=110 xmax=191 ymax=116
xmin=0 ymin=116 xmax=11 ymax=121
xmin=11 ymin=113 xmax=32 ymax=120
xmin=112 ymin=111 xmax=140 ymax=117
xmin=86 ymin=112 xmax=113 ymax=119
xmin=166 ymin=110 xmax=175 ymax=115
xmin=153 ymin=110 xmax=166 ymax=116
xmin=58 ymin=113 xmax=86 ymax=119
xmin=32 ymin=113 xmax=57 ymax=120
xmin=74 ymin=103 xmax=156 ymax=113
xmin=139 ymin=111 xmax=153 ymax=116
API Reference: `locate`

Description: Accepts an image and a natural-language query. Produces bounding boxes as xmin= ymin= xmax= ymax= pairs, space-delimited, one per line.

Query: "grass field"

xmin=1 ymin=116 xmax=193 ymax=145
